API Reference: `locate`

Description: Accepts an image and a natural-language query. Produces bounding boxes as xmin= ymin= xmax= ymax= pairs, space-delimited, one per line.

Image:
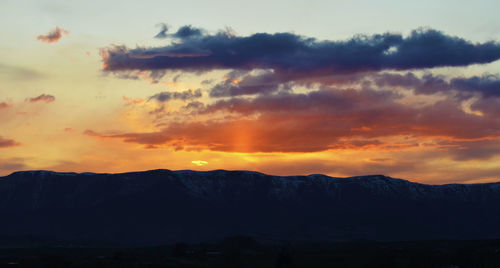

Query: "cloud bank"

xmin=91 ymin=25 xmax=500 ymax=166
xmin=86 ymin=86 xmax=500 ymax=153
xmin=102 ymin=27 xmax=500 ymax=75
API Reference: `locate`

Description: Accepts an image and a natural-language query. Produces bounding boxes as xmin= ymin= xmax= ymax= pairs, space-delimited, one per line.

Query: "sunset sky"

xmin=1 ymin=0 xmax=500 ymax=184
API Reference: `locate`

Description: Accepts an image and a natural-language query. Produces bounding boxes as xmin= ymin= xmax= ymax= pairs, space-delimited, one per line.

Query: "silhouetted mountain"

xmin=1 ymin=170 xmax=500 ymax=245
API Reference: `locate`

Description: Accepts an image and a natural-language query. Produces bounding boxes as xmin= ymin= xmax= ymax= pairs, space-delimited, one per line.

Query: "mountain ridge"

xmin=6 ymin=169 xmax=498 ymax=187
xmin=1 ymin=169 xmax=500 ymax=245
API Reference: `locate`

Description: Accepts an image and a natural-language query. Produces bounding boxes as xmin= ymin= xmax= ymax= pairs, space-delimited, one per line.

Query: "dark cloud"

xmin=0 ymin=136 xmax=20 ymax=148
xmin=184 ymin=101 xmax=205 ymax=110
xmin=450 ymin=74 xmax=500 ymax=97
xmin=201 ymin=79 xmax=214 ymax=85
xmin=0 ymin=102 xmax=8 ymax=109
xmin=155 ymin=23 xmax=169 ymax=39
xmin=26 ymin=94 xmax=55 ymax=103
xmin=209 ymin=70 xmax=371 ymax=97
xmin=149 ymin=70 xmax=167 ymax=83
xmin=204 ymin=69 xmax=500 ymax=98
xmin=149 ymin=89 xmax=202 ymax=102
xmin=37 ymin=27 xmax=69 ymax=43
xmin=378 ymin=73 xmax=500 ymax=97
xmin=102 ymin=27 xmax=500 ymax=77
xmin=209 ymin=70 xmax=291 ymax=97
xmin=103 ymin=25 xmax=500 ymax=98
xmin=173 ymin=25 xmax=203 ymax=39
xmin=357 ymin=72 xmax=500 ymax=101
xmin=374 ymin=72 xmax=451 ymax=95
xmin=148 ymin=105 xmax=167 ymax=117
xmin=154 ymin=24 xmax=202 ymax=40
xmin=172 ymin=74 xmax=182 ymax=82
xmin=94 ymin=24 xmax=500 ymax=165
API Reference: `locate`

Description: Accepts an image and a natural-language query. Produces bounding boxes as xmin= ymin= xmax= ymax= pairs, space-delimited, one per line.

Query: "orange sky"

xmin=1 ymin=2 xmax=500 ymax=184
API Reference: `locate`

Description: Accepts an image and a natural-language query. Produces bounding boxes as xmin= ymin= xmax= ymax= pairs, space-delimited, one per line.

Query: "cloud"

xmin=184 ymin=101 xmax=205 ymax=111
xmin=173 ymin=25 xmax=203 ymax=39
xmin=451 ymin=75 xmax=500 ymax=97
xmin=149 ymin=89 xmax=202 ymax=102
xmin=86 ymin=87 xmax=500 ymax=153
xmin=435 ymin=139 xmax=500 ymax=161
xmin=202 ymin=89 xmax=500 ymax=140
xmin=374 ymin=72 xmax=500 ymax=99
xmin=102 ymin=26 xmax=500 ymax=77
xmin=155 ymin=23 xmax=169 ymax=39
xmin=470 ymin=97 xmax=500 ymax=116
xmin=154 ymin=24 xmax=202 ymax=39
xmin=103 ymin=25 xmax=500 ymax=99
xmin=37 ymin=27 xmax=69 ymax=43
xmin=201 ymin=79 xmax=214 ymax=85
xmin=0 ymin=157 xmax=27 ymax=174
xmin=0 ymin=136 xmax=20 ymax=148
xmin=92 ymin=24 xmax=500 ymax=167
xmin=0 ymin=64 xmax=45 ymax=81
xmin=207 ymin=69 xmax=500 ymax=98
xmin=209 ymin=70 xmax=291 ymax=97
xmin=122 ymin=96 xmax=145 ymax=106
xmin=26 ymin=94 xmax=55 ymax=103
xmin=373 ymin=72 xmax=451 ymax=95
xmin=0 ymin=102 xmax=8 ymax=109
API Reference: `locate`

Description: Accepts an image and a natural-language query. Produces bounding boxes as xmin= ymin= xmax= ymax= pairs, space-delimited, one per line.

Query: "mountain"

xmin=1 ymin=169 xmax=500 ymax=245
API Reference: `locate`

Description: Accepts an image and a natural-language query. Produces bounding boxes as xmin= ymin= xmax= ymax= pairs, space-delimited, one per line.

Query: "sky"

xmin=1 ymin=0 xmax=500 ymax=184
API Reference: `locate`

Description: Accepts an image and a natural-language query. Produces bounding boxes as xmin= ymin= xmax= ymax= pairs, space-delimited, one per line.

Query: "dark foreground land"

xmin=2 ymin=170 xmax=500 ymax=245
xmin=1 ymin=237 xmax=500 ymax=268
xmin=3 ymin=170 xmax=500 ymax=267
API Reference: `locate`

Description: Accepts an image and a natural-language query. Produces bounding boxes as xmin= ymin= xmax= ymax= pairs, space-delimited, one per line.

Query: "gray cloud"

xmin=26 ymin=94 xmax=55 ymax=103
xmin=149 ymin=89 xmax=202 ymax=102
xmin=155 ymin=23 xmax=169 ymax=39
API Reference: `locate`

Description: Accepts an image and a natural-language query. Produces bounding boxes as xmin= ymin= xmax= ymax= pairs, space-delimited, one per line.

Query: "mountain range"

xmin=1 ymin=169 xmax=499 ymax=245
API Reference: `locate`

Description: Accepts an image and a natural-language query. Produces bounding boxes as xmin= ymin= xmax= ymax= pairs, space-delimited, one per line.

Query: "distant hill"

xmin=1 ymin=170 xmax=500 ymax=245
